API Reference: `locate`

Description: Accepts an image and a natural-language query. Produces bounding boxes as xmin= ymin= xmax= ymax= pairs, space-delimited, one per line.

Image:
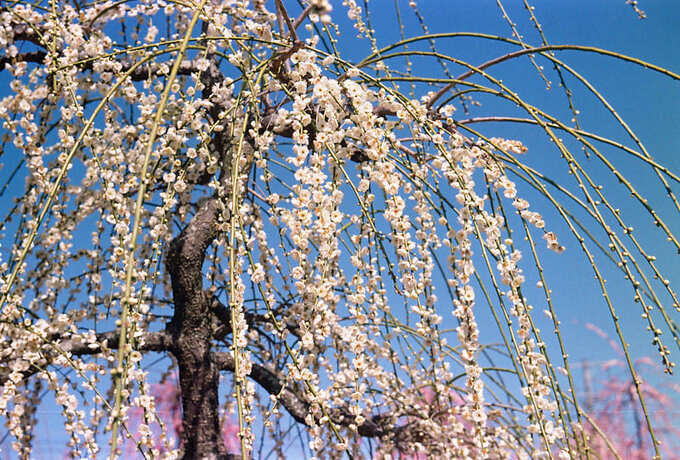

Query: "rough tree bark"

xmin=165 ymin=198 xmax=230 ymax=459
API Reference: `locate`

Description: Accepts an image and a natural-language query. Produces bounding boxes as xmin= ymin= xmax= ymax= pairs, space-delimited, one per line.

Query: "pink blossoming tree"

xmin=0 ymin=0 xmax=677 ymax=459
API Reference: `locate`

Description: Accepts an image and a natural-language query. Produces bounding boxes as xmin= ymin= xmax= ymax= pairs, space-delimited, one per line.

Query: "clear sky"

xmin=0 ymin=0 xmax=679 ymax=457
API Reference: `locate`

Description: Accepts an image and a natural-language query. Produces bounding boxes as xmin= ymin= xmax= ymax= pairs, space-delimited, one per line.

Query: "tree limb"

xmin=214 ymin=352 xmax=396 ymax=439
xmin=0 ymin=330 xmax=172 ymax=387
xmin=208 ymin=295 xmax=301 ymax=339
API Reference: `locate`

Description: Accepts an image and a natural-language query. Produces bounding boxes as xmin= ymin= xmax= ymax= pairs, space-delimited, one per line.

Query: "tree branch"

xmin=0 ymin=51 xmax=47 ymax=69
xmin=214 ymin=352 xmax=396 ymax=439
xmin=0 ymin=46 xmax=212 ymax=84
xmin=60 ymin=330 xmax=172 ymax=355
xmin=208 ymin=295 xmax=301 ymax=339
xmin=0 ymin=330 xmax=172 ymax=387
xmin=274 ymin=0 xmax=297 ymax=41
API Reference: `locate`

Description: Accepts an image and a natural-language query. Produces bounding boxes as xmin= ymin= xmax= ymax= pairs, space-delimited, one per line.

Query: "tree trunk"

xmin=174 ymin=333 xmax=226 ymax=459
xmin=166 ymin=198 xmax=229 ymax=459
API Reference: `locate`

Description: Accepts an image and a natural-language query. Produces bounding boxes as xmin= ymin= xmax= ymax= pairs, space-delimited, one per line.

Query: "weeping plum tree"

xmin=0 ymin=0 xmax=678 ymax=458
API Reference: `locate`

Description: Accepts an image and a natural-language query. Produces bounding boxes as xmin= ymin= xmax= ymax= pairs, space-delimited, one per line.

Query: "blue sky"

xmin=1 ymin=0 xmax=679 ymax=457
